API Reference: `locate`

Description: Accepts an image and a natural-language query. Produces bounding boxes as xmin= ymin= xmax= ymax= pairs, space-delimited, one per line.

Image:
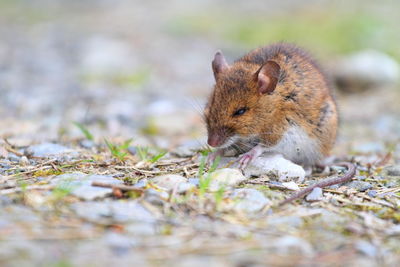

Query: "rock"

xmin=330 ymin=165 xmax=347 ymax=173
xmin=176 ymin=182 xmax=195 ymax=193
xmin=25 ymin=143 xmax=77 ymax=159
xmin=151 ymin=174 xmax=194 ymax=193
xmin=346 ymin=181 xmax=373 ymax=192
xmin=144 ymin=188 xmax=169 ymax=206
xmin=72 ymin=201 xmax=155 ymax=224
xmin=207 ymin=168 xmax=247 ymax=192
xmin=0 ymin=146 xmax=8 ymax=158
xmin=151 ymin=174 xmax=186 ymax=189
xmin=305 ymin=187 xmax=323 ymax=202
xmin=273 ymin=236 xmax=314 ymax=255
xmin=384 ymin=181 xmax=397 ymax=188
xmin=382 ymin=165 xmax=400 ymax=176
xmin=125 ymin=223 xmax=156 ymax=236
xmin=282 ymin=181 xmax=300 ymax=191
xmin=127 ymin=146 xmax=137 ymax=155
xmin=385 ymin=225 xmax=400 ymax=236
xmin=244 ymin=154 xmax=305 ymax=182
xmin=79 ymin=140 xmax=95 ymax=149
xmin=24 ymin=191 xmax=46 ymax=209
xmin=19 ymin=156 xmax=29 ymax=166
xmin=355 ymin=240 xmax=377 ymax=257
xmin=0 ymin=195 xmax=13 ymax=206
xmin=334 ymin=50 xmax=400 ymax=93
xmin=104 ymin=232 xmax=136 ymax=255
xmin=0 ymin=162 xmax=11 ymax=169
xmin=133 ymin=179 xmax=148 ymax=189
xmin=7 ymin=153 xmax=20 ymax=162
xmin=367 ymin=190 xmax=377 ymax=198
xmin=268 ymin=216 xmax=303 ymax=228
xmin=232 ymin=188 xmax=270 ymax=213
xmin=51 ymin=173 xmax=123 ymax=201
xmin=188 ymin=178 xmax=199 ymax=186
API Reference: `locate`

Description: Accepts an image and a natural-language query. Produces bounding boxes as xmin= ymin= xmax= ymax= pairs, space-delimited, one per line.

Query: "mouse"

xmin=203 ymin=42 xmax=356 ymax=205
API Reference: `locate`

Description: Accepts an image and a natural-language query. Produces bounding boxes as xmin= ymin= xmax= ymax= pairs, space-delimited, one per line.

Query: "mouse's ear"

xmin=256 ymin=61 xmax=280 ymax=95
xmin=212 ymin=50 xmax=229 ymax=80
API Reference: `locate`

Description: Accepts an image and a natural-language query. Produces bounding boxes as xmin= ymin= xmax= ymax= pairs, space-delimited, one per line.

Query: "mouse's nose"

xmin=207 ymin=134 xmax=223 ymax=147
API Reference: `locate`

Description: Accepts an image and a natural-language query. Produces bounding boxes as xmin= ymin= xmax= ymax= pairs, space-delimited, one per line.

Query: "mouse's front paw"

xmin=237 ymin=144 xmax=265 ymax=171
xmin=238 ymin=153 xmax=254 ymax=170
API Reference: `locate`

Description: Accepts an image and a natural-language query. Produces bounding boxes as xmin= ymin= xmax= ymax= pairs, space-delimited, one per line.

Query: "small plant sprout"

xmin=136 ymin=146 xmax=149 ymax=161
xmin=150 ymin=150 xmax=167 ymax=163
xmin=136 ymin=146 xmax=167 ymax=163
xmin=73 ymin=122 xmax=94 ymax=141
xmin=104 ymin=138 xmax=133 ymax=161
xmin=198 ymin=154 xmax=221 ymax=197
xmin=214 ymin=186 xmax=226 ymax=209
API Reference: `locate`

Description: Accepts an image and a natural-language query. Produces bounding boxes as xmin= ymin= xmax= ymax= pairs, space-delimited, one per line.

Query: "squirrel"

xmin=203 ymin=43 xmax=356 ymax=205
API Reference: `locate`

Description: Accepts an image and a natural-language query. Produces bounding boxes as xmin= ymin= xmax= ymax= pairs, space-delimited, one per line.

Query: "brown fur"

xmin=204 ymin=43 xmax=338 ymax=163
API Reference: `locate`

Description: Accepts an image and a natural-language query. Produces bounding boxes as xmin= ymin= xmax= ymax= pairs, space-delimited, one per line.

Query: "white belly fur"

xmin=266 ymin=126 xmax=322 ymax=166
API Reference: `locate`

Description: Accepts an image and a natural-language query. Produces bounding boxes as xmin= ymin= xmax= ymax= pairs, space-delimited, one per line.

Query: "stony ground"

xmin=1 ymin=1 xmax=400 ymax=266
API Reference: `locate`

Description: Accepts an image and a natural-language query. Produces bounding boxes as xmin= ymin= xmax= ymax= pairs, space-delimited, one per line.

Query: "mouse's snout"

xmin=207 ymin=133 xmax=225 ymax=147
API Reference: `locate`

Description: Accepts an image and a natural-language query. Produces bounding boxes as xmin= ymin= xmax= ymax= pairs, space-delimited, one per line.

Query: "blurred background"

xmin=0 ymin=0 xmax=399 ymax=156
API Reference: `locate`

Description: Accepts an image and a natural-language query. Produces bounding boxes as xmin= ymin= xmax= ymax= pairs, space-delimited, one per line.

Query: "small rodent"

xmin=204 ymin=43 xmax=355 ymax=205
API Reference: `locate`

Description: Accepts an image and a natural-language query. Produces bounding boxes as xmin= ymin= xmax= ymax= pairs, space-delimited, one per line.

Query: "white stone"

xmin=25 ymin=143 xmax=77 ymax=159
xmin=51 ymin=173 xmax=123 ymax=201
xmin=305 ymin=187 xmax=323 ymax=202
xmin=334 ymin=50 xmax=400 ymax=92
xmin=151 ymin=174 xmax=193 ymax=193
xmin=208 ymin=168 xmax=247 ymax=192
xmin=72 ymin=201 xmax=155 ymax=224
xmin=232 ymin=188 xmax=270 ymax=213
xmin=244 ymin=153 xmax=305 ymax=182
xmin=282 ymin=181 xmax=300 ymax=191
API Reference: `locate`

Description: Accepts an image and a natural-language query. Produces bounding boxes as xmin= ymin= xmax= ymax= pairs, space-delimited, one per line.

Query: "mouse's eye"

xmin=233 ymin=107 xmax=248 ymax=117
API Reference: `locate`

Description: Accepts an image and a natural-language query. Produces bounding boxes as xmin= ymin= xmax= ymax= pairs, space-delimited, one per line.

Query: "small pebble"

xmin=144 ymin=188 xmax=169 ymax=206
xmin=51 ymin=173 xmax=123 ymax=201
xmin=382 ymin=165 xmax=400 ymax=176
xmin=355 ymin=176 xmax=366 ymax=181
xmin=355 ymin=240 xmax=378 ymax=257
xmin=367 ymin=190 xmax=377 ymax=198
xmin=282 ymin=181 xmax=299 ymax=191
xmin=7 ymin=153 xmax=20 ymax=162
xmin=385 ymin=181 xmax=396 ymax=188
xmin=151 ymin=174 xmax=187 ymax=191
xmin=208 ymin=168 xmax=247 ymax=192
xmin=72 ymin=201 xmax=156 ymax=224
xmin=334 ymin=50 xmax=399 ymax=92
xmin=188 ymin=178 xmax=199 ymax=186
xmin=133 ymin=179 xmax=148 ymax=189
xmin=104 ymin=232 xmax=136 ymax=256
xmin=127 ymin=146 xmax=137 ymax=155
xmin=25 ymin=143 xmax=77 ymax=159
xmin=19 ymin=156 xmax=30 ymax=166
xmin=177 ymin=182 xmax=195 ymax=193
xmin=79 ymin=139 xmax=95 ymax=149
xmin=346 ymin=181 xmax=373 ymax=192
xmin=232 ymin=188 xmax=270 ymax=213
xmin=305 ymin=187 xmax=323 ymax=202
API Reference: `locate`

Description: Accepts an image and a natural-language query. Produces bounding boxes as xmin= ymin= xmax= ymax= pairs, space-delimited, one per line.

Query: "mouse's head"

xmin=204 ymin=51 xmax=281 ymax=148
